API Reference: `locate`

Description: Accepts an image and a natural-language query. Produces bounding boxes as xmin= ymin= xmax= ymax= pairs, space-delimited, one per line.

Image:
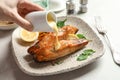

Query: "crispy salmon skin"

xmin=28 ymin=25 xmax=89 ymax=62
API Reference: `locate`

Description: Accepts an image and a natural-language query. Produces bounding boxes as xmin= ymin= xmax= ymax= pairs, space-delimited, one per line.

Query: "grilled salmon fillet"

xmin=28 ymin=25 xmax=89 ymax=62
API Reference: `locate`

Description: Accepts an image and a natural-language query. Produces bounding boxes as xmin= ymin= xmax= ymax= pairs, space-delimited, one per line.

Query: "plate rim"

xmin=0 ymin=23 xmax=18 ymax=30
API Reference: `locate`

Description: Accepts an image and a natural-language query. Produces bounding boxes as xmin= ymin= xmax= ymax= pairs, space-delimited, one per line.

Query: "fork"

xmin=94 ymin=16 xmax=120 ymax=65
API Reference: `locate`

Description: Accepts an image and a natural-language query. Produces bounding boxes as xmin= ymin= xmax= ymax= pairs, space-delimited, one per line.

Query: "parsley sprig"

xmin=77 ymin=49 xmax=95 ymax=61
xmin=57 ymin=19 xmax=67 ymax=28
xmin=76 ymin=34 xmax=86 ymax=39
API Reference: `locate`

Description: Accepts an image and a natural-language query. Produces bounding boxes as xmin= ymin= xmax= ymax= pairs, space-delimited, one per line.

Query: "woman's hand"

xmin=0 ymin=0 xmax=44 ymax=31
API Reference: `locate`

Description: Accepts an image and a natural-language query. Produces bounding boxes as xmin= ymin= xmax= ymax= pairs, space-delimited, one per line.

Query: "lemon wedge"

xmin=20 ymin=28 xmax=39 ymax=42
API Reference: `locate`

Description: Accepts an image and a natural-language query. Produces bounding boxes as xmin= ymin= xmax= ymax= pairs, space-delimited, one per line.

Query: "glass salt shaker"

xmin=80 ymin=0 xmax=88 ymax=13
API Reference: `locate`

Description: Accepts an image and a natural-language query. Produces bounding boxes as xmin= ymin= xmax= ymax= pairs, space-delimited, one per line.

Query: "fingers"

xmin=12 ymin=11 xmax=33 ymax=31
xmin=6 ymin=0 xmax=45 ymax=31
xmin=18 ymin=0 xmax=44 ymax=11
xmin=13 ymin=0 xmax=45 ymax=31
xmin=17 ymin=0 xmax=44 ymax=18
xmin=25 ymin=1 xmax=44 ymax=11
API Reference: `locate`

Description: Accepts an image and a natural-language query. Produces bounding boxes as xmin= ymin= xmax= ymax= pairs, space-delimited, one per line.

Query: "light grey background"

xmin=0 ymin=0 xmax=120 ymax=80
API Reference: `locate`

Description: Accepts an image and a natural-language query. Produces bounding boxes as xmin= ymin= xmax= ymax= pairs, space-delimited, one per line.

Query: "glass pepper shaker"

xmin=66 ymin=0 xmax=75 ymax=15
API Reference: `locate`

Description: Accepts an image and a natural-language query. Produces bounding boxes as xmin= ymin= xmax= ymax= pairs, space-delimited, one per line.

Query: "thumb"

xmin=12 ymin=12 xmax=33 ymax=31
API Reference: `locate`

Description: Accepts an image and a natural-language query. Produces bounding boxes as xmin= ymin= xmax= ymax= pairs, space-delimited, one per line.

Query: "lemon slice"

xmin=20 ymin=28 xmax=39 ymax=42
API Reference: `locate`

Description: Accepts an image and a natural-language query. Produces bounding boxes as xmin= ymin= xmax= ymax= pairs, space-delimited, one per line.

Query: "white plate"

xmin=0 ymin=23 xmax=18 ymax=30
xmin=12 ymin=16 xmax=104 ymax=76
xmin=49 ymin=0 xmax=66 ymax=12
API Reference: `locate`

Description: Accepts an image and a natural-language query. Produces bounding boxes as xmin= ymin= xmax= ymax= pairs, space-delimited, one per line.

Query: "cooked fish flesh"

xmin=28 ymin=25 xmax=89 ymax=62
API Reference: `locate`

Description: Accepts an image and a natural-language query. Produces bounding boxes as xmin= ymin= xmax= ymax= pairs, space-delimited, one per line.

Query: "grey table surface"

xmin=0 ymin=0 xmax=120 ymax=80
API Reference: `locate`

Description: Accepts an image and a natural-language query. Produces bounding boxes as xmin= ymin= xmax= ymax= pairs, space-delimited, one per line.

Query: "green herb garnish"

xmin=77 ymin=49 xmax=95 ymax=61
xmin=83 ymin=49 xmax=95 ymax=55
xmin=57 ymin=19 xmax=67 ymax=28
xmin=51 ymin=60 xmax=63 ymax=66
xmin=77 ymin=54 xmax=88 ymax=61
xmin=76 ymin=34 xmax=86 ymax=39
